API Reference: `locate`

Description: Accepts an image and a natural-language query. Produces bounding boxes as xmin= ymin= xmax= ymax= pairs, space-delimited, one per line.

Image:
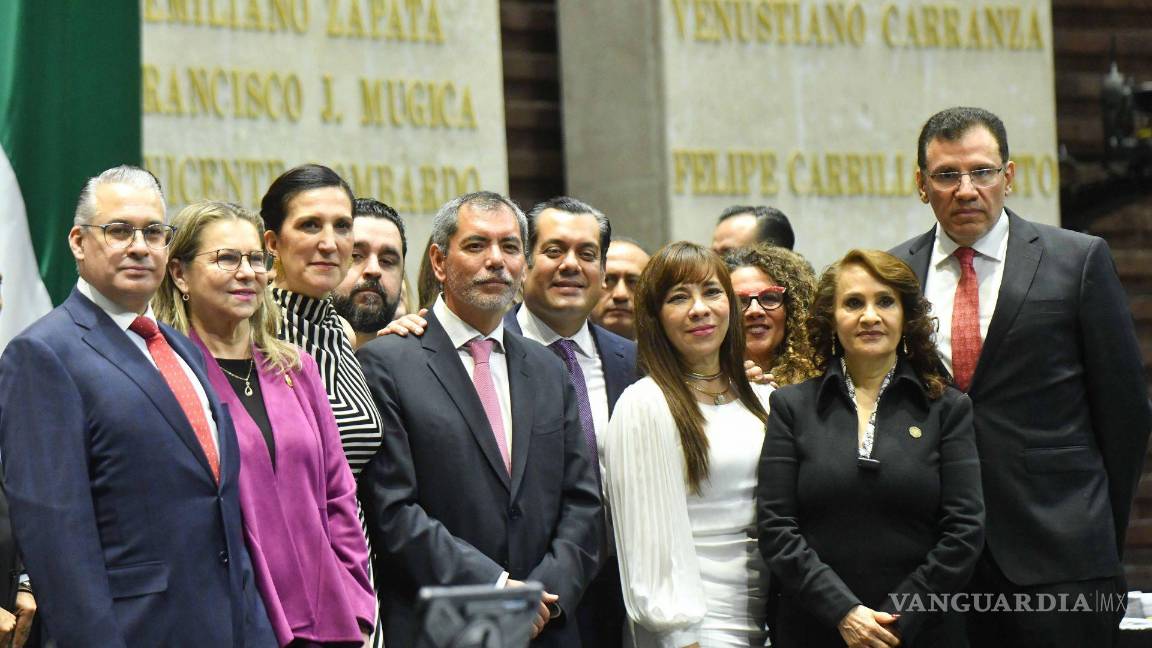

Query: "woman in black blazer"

xmin=757 ymin=249 xmax=984 ymax=648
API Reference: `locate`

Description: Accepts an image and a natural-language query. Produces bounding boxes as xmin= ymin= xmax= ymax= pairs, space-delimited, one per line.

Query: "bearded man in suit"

xmin=357 ymin=191 xmax=603 ymax=647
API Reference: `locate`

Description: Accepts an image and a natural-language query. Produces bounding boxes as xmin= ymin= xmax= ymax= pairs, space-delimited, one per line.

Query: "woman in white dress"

xmin=605 ymin=241 xmax=772 ymax=648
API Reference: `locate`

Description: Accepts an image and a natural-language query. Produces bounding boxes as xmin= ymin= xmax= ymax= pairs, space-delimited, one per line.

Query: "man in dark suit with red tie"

xmin=0 ymin=166 xmax=274 ymax=647
xmin=357 ymin=191 xmax=603 ymax=647
xmin=891 ymin=107 xmax=1152 ymax=647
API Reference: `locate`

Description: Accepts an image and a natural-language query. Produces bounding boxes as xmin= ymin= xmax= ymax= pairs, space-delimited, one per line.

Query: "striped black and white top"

xmin=273 ymin=288 xmax=386 ymax=648
xmin=271 ymin=288 xmax=383 ymax=475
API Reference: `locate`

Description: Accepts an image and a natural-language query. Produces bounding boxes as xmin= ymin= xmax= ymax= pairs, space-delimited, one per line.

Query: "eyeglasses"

xmin=925 ymin=167 xmax=1004 ymax=190
xmin=737 ymin=286 xmax=786 ymax=312
xmin=193 ymin=248 xmax=271 ymax=273
xmin=79 ymin=223 xmax=177 ymax=249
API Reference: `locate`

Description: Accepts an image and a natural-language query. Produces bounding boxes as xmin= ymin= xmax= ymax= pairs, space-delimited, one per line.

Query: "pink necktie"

xmin=129 ymin=316 xmax=220 ymax=482
xmin=466 ymin=338 xmax=511 ymax=475
xmin=951 ymin=247 xmax=982 ymax=392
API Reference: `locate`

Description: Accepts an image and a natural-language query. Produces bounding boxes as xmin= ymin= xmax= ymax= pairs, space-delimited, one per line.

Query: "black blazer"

xmin=0 ymin=290 xmax=274 ymax=648
xmin=757 ymin=360 xmax=984 ymax=647
xmin=502 ymin=305 xmax=639 ymax=415
xmin=357 ymin=311 xmax=603 ymax=648
xmin=892 ymin=210 xmax=1152 ymax=586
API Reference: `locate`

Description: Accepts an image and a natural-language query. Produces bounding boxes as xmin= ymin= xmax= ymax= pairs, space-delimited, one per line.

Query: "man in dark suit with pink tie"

xmin=357 ymin=191 xmax=603 ymax=648
xmin=0 ymin=166 xmax=274 ymax=647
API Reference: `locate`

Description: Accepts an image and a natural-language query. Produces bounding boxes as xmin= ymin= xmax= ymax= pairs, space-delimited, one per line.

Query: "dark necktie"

xmin=549 ymin=339 xmax=598 ymax=466
xmin=129 ymin=316 xmax=220 ymax=482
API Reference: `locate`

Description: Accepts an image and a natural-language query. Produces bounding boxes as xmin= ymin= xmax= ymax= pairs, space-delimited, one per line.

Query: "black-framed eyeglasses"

xmin=737 ymin=286 xmax=786 ymax=312
xmin=78 ymin=223 xmax=176 ymax=249
xmin=926 ymin=167 xmax=1004 ymax=190
xmin=193 ymin=248 xmax=271 ymax=273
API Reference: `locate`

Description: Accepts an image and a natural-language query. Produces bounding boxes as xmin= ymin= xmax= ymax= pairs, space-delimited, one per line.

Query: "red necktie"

xmin=466 ymin=338 xmax=511 ymax=475
xmin=951 ymin=247 xmax=982 ymax=392
xmin=130 ymin=316 xmax=220 ymax=482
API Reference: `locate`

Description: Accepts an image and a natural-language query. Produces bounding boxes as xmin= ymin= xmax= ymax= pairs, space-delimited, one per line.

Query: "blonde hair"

xmin=153 ymin=201 xmax=301 ymax=375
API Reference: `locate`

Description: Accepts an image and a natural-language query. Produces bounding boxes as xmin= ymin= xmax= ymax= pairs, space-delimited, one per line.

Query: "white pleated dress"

xmin=605 ymin=377 xmax=772 ymax=648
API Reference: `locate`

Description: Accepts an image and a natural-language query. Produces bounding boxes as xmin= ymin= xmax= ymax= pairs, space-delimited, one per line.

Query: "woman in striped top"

xmin=261 ymin=164 xmax=385 ymax=647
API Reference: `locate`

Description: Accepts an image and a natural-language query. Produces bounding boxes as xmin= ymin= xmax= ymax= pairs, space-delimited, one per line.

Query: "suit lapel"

xmin=502 ymin=305 xmax=523 ymax=335
xmin=970 ymin=211 xmax=1042 ymax=392
xmin=66 ymin=293 xmax=218 ymax=485
xmin=903 ymin=228 xmax=935 ymax=290
xmin=591 ymin=324 xmax=628 ymax=414
xmin=422 ymin=313 xmax=511 ymax=491
xmin=505 ymin=333 xmax=534 ymax=501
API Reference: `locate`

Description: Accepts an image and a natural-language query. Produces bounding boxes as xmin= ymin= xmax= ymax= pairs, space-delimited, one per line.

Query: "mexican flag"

xmin=0 ymin=3 xmax=141 ymax=351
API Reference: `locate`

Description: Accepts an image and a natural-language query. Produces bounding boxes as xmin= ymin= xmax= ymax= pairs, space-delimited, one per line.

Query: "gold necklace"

xmin=218 ymin=359 xmax=255 ymax=397
xmin=686 ymin=379 xmax=731 ymax=405
xmin=686 ymin=369 xmax=723 ymax=381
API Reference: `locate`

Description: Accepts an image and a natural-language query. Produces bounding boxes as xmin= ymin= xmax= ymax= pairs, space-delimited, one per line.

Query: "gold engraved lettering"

xmin=359 ymin=77 xmax=478 ymax=130
xmin=881 ymin=4 xmax=1043 ymax=50
xmin=141 ymin=65 xmax=303 ymax=123
xmin=144 ymin=0 xmax=307 ymax=32
xmin=327 ymin=0 xmax=445 ymax=43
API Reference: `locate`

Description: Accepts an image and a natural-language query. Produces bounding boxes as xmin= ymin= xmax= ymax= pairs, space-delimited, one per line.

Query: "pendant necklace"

xmin=219 ymin=359 xmax=255 ymax=397
xmin=686 ymin=379 xmax=731 ymax=405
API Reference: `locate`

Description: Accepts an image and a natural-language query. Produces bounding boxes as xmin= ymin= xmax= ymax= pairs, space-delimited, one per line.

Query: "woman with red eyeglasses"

xmin=724 ymin=245 xmax=820 ymax=386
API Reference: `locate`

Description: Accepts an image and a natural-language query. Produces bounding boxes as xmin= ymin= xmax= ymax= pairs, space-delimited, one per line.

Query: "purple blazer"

xmin=193 ymin=332 xmax=375 ymax=646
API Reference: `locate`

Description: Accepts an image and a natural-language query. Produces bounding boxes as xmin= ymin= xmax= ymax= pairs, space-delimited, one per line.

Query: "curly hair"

xmin=724 ymin=244 xmax=819 ymax=385
xmin=807 ymin=249 xmax=947 ymax=399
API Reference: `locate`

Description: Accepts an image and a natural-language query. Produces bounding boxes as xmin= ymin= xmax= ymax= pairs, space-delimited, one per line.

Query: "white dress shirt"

xmin=432 ymin=295 xmax=513 ymax=452
xmin=77 ymin=278 xmax=219 ymax=450
xmin=923 ymin=210 xmax=1010 ymax=376
xmin=515 ymin=306 xmax=608 ymax=467
xmin=432 ymin=295 xmax=517 ymax=588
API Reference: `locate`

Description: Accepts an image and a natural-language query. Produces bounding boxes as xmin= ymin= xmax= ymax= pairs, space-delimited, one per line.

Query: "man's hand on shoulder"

xmin=377 ymin=309 xmax=429 ymax=337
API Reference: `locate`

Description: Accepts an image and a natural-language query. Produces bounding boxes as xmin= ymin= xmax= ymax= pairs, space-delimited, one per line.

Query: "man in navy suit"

xmin=504 ymin=196 xmax=638 ymax=648
xmin=891 ymin=107 xmax=1152 ymax=647
xmin=357 ymin=191 xmax=603 ymax=648
xmin=0 ymin=166 xmax=274 ymax=647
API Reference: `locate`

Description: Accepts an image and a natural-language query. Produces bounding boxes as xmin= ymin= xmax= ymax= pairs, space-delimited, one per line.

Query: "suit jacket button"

xmin=218 ymin=551 xmax=229 ymax=565
xmin=508 ymin=506 xmax=522 ymax=520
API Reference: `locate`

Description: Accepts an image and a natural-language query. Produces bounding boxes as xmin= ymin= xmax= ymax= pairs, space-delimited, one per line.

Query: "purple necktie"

xmin=466 ymin=338 xmax=511 ymax=475
xmin=549 ymin=339 xmax=599 ymax=466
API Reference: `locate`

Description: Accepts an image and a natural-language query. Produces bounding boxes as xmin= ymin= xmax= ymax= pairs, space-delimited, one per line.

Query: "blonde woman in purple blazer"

xmin=154 ymin=201 xmax=375 ymax=646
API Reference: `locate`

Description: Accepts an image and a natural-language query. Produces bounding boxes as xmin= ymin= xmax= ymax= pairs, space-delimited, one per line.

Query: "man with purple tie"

xmin=503 ymin=197 xmax=638 ymax=648
xmin=357 ymin=191 xmax=603 ymax=648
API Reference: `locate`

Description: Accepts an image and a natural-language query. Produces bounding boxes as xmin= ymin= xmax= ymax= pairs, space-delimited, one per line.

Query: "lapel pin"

xmin=909 ymin=426 xmax=922 ymax=439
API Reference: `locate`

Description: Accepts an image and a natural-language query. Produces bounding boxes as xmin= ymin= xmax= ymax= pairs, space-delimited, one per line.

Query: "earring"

xmin=919 ymin=192 xmax=928 ymax=203
xmin=831 ymin=336 xmax=839 ymax=357
xmin=902 ymin=336 xmax=909 ymax=355
xmin=181 ymin=292 xmax=189 ymax=302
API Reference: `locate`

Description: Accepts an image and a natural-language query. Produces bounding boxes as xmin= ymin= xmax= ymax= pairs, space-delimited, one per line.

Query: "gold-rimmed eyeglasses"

xmin=193 ymin=248 xmax=271 ymax=273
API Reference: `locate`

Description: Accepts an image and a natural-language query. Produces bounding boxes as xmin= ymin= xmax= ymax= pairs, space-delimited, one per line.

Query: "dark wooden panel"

xmin=501 ymin=0 xmax=565 ymax=205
